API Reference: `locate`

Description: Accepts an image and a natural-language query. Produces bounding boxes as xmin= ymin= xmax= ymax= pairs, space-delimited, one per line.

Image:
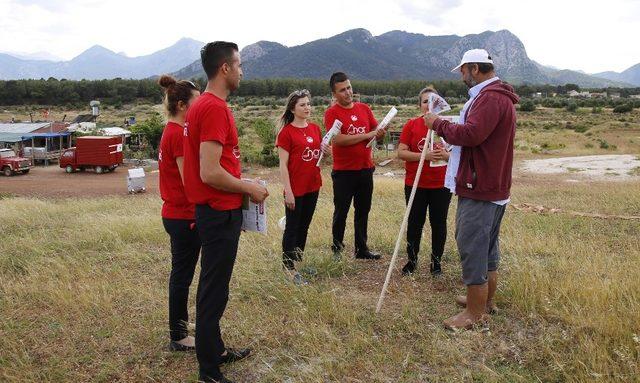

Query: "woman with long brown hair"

xmin=157 ymin=74 xmax=201 ymax=351
xmin=275 ymin=89 xmax=326 ymax=285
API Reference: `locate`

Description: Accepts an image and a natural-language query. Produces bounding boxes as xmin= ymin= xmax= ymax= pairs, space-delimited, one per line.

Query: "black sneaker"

xmin=355 ymin=250 xmax=382 ymax=260
xmin=401 ymin=261 xmax=416 ymax=275
xmin=331 ymin=243 xmax=344 ymax=261
xmin=219 ymin=347 xmax=252 ymax=365
xmin=430 ymin=256 xmax=442 ymax=276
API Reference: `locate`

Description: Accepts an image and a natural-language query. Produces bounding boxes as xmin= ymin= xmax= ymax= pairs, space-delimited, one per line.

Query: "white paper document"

xmin=241 ymin=180 xmax=267 ymax=234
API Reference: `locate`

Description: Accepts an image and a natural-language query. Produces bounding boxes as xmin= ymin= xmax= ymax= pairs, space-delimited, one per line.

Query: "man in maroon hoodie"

xmin=424 ymin=49 xmax=519 ymax=329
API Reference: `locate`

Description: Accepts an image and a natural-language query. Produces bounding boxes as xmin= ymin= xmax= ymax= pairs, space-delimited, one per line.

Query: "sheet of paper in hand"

xmin=241 ymin=179 xmax=267 ymax=234
xmin=428 ymin=93 xmax=451 ymax=115
xmin=427 ymin=130 xmax=448 ymax=167
xmin=427 ymin=115 xmax=458 ymax=167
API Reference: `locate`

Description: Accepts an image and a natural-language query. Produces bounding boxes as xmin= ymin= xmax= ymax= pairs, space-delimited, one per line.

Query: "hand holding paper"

xmin=317 ymin=119 xmax=342 ymax=166
xmin=423 ymin=93 xmax=451 ymax=129
xmin=428 ymin=92 xmax=451 ymax=115
xmin=366 ymin=106 xmax=398 ymax=148
xmin=241 ymin=179 xmax=268 ymax=234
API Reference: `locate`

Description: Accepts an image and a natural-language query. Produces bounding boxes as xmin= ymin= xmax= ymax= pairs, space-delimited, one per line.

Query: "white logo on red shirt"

xmin=351 ymin=115 xmax=358 ymax=122
xmin=232 ymin=145 xmax=241 ymax=159
xmin=158 ymin=149 xmax=163 ymax=162
xmin=306 ymin=136 xmax=314 ymax=143
xmin=301 ymin=147 xmax=321 ymax=161
xmin=417 ymin=138 xmax=426 ymax=152
xmin=347 ymin=124 xmax=366 ymax=135
xmin=183 ymin=122 xmax=189 ymax=137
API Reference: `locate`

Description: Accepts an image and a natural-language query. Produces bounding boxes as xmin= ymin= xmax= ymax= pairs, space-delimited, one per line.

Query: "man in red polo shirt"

xmin=324 ymin=72 xmax=385 ymax=260
xmin=183 ymin=41 xmax=269 ymax=383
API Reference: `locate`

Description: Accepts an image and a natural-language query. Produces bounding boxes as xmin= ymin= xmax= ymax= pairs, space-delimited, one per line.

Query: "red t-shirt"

xmin=159 ymin=121 xmax=195 ymax=219
xmin=276 ymin=123 xmax=323 ymax=196
xmin=324 ymin=102 xmax=378 ymax=171
xmin=183 ymin=92 xmax=242 ymax=210
xmin=399 ymin=117 xmax=447 ymax=189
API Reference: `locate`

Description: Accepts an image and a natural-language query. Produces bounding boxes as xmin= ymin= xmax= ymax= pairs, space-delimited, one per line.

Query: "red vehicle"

xmin=60 ymin=136 xmax=123 ymax=174
xmin=0 ymin=148 xmax=32 ymax=176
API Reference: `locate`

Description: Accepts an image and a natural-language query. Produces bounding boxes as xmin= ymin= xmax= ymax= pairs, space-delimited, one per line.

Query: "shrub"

xmin=613 ymin=104 xmax=633 ymax=113
xmin=519 ymin=100 xmax=536 ymax=112
xmin=253 ymin=118 xmax=276 ymax=145
xmin=573 ymin=124 xmax=589 ymax=133
xmin=565 ymin=102 xmax=578 ymax=112
xmin=259 ymin=143 xmax=279 ymax=167
xmin=597 ymin=139 xmax=617 ymax=150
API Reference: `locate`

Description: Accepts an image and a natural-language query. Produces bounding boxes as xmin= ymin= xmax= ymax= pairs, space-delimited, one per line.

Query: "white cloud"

xmin=0 ymin=0 xmax=638 ymax=73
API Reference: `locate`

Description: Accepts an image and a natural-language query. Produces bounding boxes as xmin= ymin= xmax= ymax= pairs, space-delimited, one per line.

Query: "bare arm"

xmin=199 ymin=141 xmax=268 ymax=202
xmin=278 ymin=147 xmax=295 ymax=210
xmin=333 ymin=130 xmax=376 ymax=146
xmin=176 ymin=156 xmax=185 ymax=184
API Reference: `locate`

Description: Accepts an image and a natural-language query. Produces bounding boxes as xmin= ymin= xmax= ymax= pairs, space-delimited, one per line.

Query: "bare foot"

xmin=454 ymin=295 xmax=499 ymax=314
xmin=443 ymin=309 xmax=488 ymax=330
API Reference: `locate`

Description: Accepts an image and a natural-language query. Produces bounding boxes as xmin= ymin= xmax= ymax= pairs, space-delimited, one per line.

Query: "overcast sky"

xmin=0 ymin=0 xmax=638 ymax=73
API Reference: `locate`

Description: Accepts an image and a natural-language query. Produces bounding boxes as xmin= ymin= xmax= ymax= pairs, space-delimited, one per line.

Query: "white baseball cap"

xmin=451 ymin=49 xmax=493 ymax=72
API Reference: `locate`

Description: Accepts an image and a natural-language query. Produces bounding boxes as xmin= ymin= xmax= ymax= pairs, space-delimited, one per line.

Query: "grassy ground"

xmin=1 ymin=105 xmax=639 ymax=382
xmin=1 ymin=171 xmax=639 ymax=382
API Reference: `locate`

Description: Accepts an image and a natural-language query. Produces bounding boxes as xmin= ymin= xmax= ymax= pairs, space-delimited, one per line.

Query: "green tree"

xmin=130 ymin=112 xmax=165 ymax=156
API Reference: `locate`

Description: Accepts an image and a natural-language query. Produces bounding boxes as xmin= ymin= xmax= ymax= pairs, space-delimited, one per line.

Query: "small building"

xmin=630 ymin=94 xmax=640 ymax=99
xmin=568 ymin=90 xmax=591 ymax=98
xmin=610 ymin=92 xmax=621 ymax=99
xmin=591 ymin=92 xmax=607 ymax=98
xmin=0 ymin=122 xmax=73 ymax=164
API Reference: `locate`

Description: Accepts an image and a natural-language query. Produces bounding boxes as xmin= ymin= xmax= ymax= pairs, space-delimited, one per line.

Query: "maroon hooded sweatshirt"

xmin=432 ymin=80 xmax=519 ymax=201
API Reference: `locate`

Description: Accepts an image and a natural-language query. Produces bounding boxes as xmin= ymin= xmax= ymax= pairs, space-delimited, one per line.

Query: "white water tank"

xmin=90 ymin=100 xmax=101 ymax=116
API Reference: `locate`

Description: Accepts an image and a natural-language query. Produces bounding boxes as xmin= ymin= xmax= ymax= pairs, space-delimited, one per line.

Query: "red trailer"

xmin=60 ymin=136 xmax=123 ymax=173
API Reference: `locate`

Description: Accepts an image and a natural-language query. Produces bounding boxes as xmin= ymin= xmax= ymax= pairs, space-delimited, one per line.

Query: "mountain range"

xmin=2 ymin=30 xmax=638 ymax=88
xmin=0 ymin=38 xmax=204 ymax=80
xmin=593 ymin=64 xmax=640 ymax=86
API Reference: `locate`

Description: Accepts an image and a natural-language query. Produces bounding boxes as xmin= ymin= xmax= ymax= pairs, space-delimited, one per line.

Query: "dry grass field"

xmin=1 ymin=104 xmax=639 ymax=382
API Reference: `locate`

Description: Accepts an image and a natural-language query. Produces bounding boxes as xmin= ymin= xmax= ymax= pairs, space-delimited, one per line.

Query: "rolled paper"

xmin=366 ymin=106 xmax=398 ymax=148
xmin=316 ymin=119 xmax=342 ymax=166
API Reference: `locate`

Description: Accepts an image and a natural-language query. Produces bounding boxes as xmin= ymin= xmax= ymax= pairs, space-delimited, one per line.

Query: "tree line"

xmin=1 ymin=77 xmax=639 ymax=106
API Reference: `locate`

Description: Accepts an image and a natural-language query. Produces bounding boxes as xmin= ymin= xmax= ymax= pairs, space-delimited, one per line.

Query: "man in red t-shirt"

xmin=183 ymin=41 xmax=269 ymax=383
xmin=324 ymin=72 xmax=385 ymax=260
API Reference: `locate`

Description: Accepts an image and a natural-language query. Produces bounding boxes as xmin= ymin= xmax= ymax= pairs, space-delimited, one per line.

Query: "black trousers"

xmin=404 ymin=186 xmax=452 ymax=262
xmin=194 ymin=205 xmax=242 ymax=382
xmin=162 ymin=218 xmax=201 ymax=342
xmin=282 ymin=191 xmax=319 ymax=270
xmin=331 ymin=168 xmax=374 ymax=253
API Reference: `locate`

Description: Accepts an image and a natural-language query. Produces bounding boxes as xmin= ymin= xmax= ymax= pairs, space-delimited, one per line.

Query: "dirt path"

xmin=0 ymin=164 xmax=159 ymax=198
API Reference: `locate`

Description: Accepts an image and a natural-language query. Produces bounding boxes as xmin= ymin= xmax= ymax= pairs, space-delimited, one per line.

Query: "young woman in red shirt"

xmin=157 ymin=74 xmax=200 ymax=351
xmin=397 ymin=87 xmax=452 ymax=276
xmin=276 ymin=89 xmax=326 ymax=285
